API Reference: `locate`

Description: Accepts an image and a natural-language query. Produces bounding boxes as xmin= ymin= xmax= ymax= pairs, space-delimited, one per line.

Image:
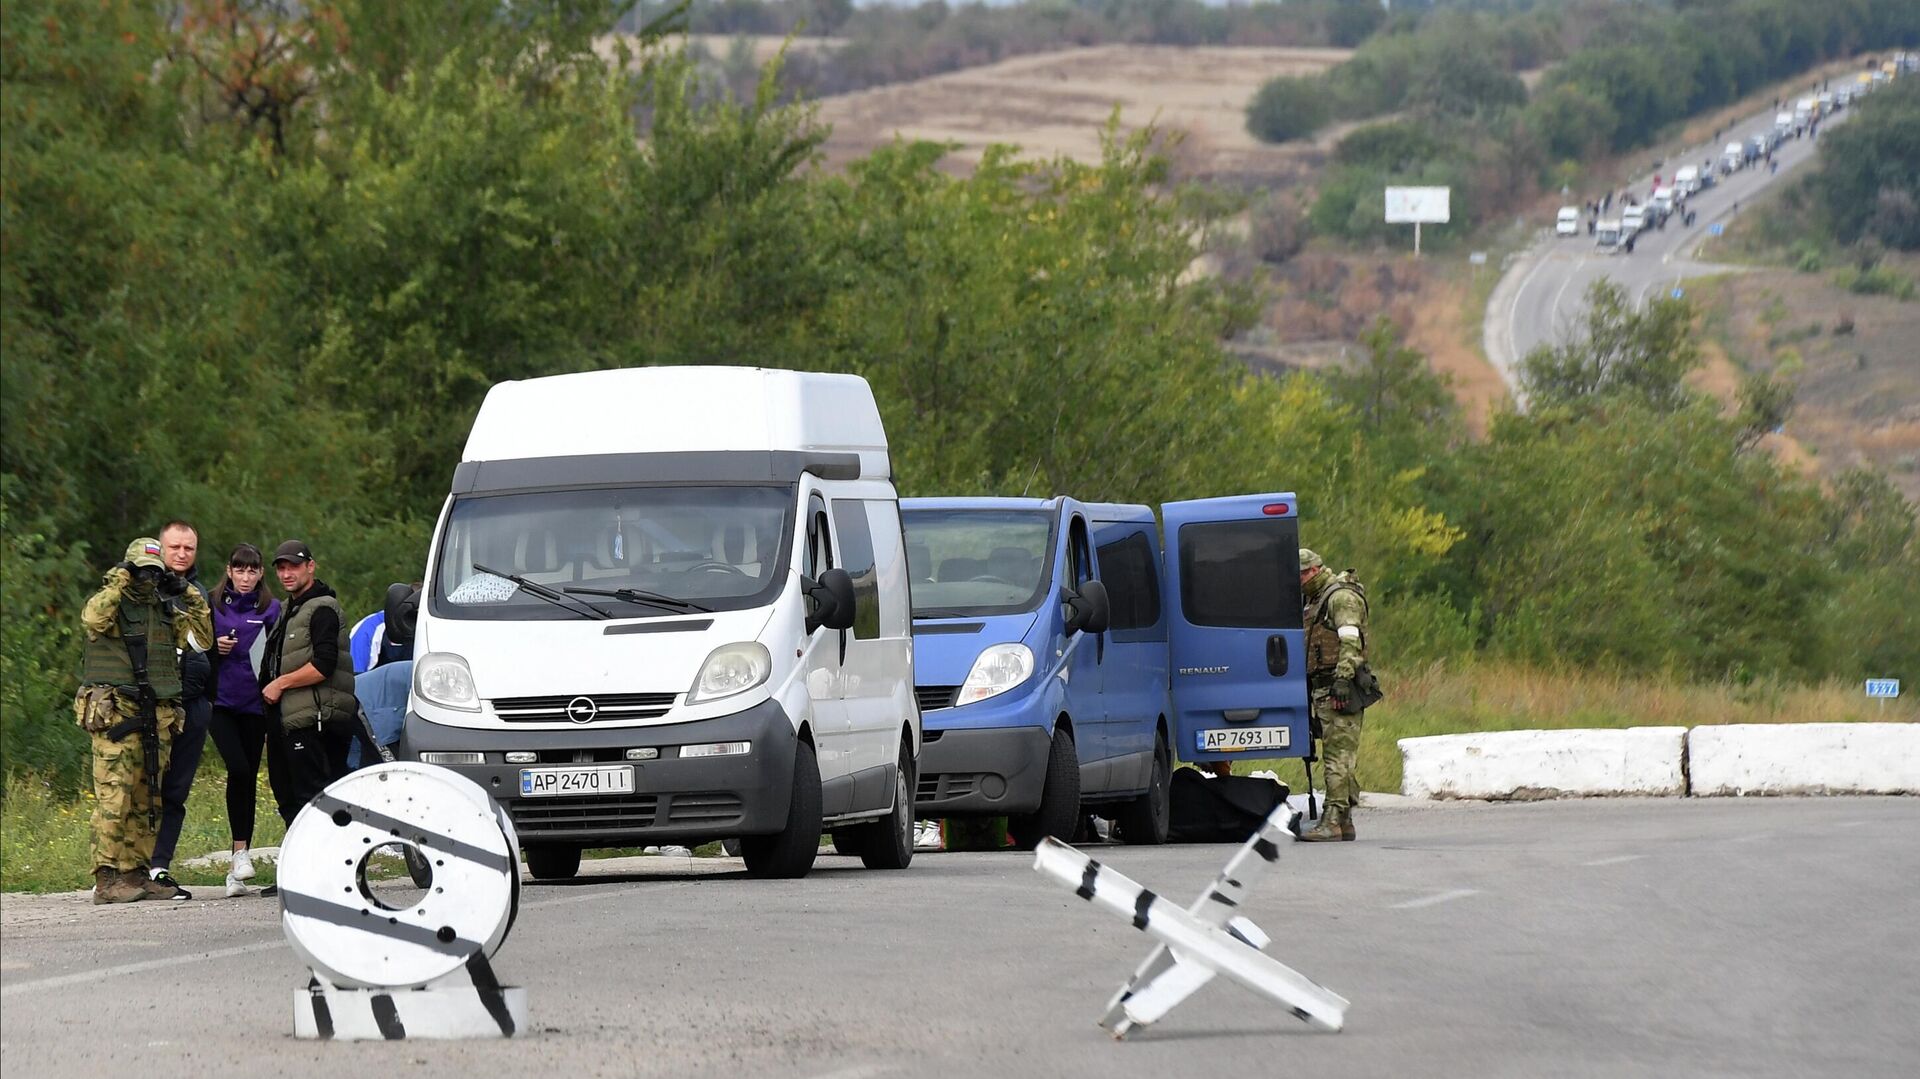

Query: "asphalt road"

xmin=4 ymin=797 xmax=1917 ymax=1078
xmin=1486 ymin=102 xmax=1852 ymax=399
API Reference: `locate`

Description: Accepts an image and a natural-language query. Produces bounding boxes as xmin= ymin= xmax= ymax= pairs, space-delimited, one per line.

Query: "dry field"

xmin=594 ymin=32 xmax=846 ymax=68
xmin=811 ymin=44 xmax=1351 ymax=177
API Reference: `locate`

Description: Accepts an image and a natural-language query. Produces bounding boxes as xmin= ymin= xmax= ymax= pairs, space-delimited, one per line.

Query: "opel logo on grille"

xmin=565 ymin=696 xmax=599 ymax=724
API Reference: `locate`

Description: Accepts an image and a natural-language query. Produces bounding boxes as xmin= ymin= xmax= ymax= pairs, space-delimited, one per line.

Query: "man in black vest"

xmin=261 ymin=540 xmax=361 ymax=822
xmin=77 ymin=537 xmax=212 ymax=903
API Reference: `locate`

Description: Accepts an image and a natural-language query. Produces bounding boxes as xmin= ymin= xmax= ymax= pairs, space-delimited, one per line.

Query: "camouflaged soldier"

xmin=1295 ymin=548 xmax=1379 ymax=843
xmin=76 ymin=538 xmax=213 ymax=902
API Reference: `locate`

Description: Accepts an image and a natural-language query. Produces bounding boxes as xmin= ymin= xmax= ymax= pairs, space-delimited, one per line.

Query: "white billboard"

xmin=1384 ymin=187 xmax=1451 ymax=224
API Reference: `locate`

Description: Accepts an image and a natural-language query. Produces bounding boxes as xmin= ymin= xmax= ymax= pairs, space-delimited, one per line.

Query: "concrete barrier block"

xmin=1687 ymin=723 xmax=1920 ymax=796
xmin=1399 ymin=727 xmax=1688 ymax=800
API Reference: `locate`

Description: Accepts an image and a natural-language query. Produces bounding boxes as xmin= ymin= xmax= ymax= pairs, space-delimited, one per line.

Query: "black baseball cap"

xmin=272 ymin=540 xmax=314 ymax=565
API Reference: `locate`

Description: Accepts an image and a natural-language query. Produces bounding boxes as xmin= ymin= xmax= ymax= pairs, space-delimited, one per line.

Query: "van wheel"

xmin=741 ymin=739 xmax=822 ymax=879
xmin=1008 ymin=727 xmax=1080 ymax=850
xmin=524 ymin=845 xmax=581 ymax=881
xmin=1116 ymin=732 xmax=1171 ymax=845
xmin=854 ymin=747 xmax=916 ymax=870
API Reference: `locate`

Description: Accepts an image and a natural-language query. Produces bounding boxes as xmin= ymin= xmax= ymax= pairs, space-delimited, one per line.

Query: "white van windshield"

xmin=902 ymin=509 xmax=1055 ymax=618
xmin=431 ymin=485 xmax=793 ymax=620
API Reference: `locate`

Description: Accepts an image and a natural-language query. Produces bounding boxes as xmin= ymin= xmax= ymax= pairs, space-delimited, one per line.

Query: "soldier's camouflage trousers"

xmin=89 ymin=705 xmax=177 ymax=871
xmin=1312 ymin=692 xmax=1363 ymax=815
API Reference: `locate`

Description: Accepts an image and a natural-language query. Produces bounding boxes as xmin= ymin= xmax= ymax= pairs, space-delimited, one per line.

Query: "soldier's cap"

xmin=1298 ymin=547 xmax=1324 ymax=571
xmin=272 ymin=540 xmax=314 ymax=565
xmin=124 ymin=537 xmax=166 ymax=570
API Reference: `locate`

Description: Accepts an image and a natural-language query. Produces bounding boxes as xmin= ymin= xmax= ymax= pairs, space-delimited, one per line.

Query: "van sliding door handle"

xmin=1266 ymin=635 xmax=1288 ymax=677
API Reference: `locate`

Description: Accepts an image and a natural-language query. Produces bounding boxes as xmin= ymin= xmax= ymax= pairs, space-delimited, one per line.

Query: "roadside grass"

xmin=1 ymin=757 xmax=287 ymax=895
xmin=1205 ymin=661 xmax=1915 ymax=797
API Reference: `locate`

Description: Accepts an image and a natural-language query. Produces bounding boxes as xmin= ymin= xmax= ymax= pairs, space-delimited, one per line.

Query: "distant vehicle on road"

xmin=1774 ymin=111 xmax=1795 ymax=140
xmin=1556 ymin=206 xmax=1580 ymax=236
xmin=1597 ymin=219 xmax=1623 ymax=249
xmin=1722 ymin=142 xmax=1744 ymax=174
xmin=1621 ymin=204 xmax=1645 ymax=237
xmin=1675 ymin=164 xmax=1701 ymax=196
xmin=1746 ymin=135 xmax=1767 ymax=163
xmin=1794 ymin=97 xmax=1815 ymax=134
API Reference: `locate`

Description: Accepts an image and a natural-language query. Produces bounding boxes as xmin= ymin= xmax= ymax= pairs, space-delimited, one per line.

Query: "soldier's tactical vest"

xmin=1304 ymin=572 xmax=1368 ymax=678
xmin=80 ymin=601 xmax=183 ymax=698
xmin=276 ymin=593 xmax=359 ymax=732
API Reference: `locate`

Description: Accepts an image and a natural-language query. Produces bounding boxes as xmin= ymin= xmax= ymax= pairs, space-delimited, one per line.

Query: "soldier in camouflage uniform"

xmin=1296 ymin=548 xmax=1371 ymax=843
xmin=76 ymin=538 xmax=212 ymax=902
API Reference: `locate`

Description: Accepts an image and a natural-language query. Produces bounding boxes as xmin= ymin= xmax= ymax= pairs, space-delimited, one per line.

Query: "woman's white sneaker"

xmin=225 ymin=871 xmax=252 ymax=898
xmin=231 ymin=848 xmax=256 ymax=881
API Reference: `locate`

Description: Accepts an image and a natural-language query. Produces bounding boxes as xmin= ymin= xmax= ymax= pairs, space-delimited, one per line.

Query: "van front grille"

xmin=666 ymin=792 xmax=744 ymax=826
xmin=915 ymin=686 xmax=959 ymax=712
xmin=510 ymin=794 xmax=659 ymax=832
xmin=493 ymin=692 xmax=677 ymax=724
xmin=917 ymin=773 xmax=981 ymax=802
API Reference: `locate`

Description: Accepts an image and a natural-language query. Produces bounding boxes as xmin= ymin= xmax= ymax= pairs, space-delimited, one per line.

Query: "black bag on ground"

xmin=1167 ymin=768 xmax=1290 ymax=843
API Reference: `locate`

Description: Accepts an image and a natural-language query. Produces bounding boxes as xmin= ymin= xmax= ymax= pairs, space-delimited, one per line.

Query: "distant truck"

xmin=1556 ymin=206 xmax=1580 ymax=236
xmin=1674 ymin=164 xmax=1701 ymax=196
xmin=1746 ymin=135 xmax=1766 ymax=164
xmin=1597 ymin=218 xmax=1623 ymax=249
xmin=1793 ymin=97 xmax=1815 ymax=133
xmin=1774 ymin=111 xmax=1795 ymax=140
xmin=1722 ymin=142 xmax=1744 ymax=174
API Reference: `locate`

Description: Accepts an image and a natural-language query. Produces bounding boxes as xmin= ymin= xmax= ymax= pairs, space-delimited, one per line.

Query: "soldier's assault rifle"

xmin=107 ymin=624 xmax=163 ymax=828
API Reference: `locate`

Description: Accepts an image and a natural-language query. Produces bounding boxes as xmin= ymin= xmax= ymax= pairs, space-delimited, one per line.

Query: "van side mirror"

xmin=1065 ymin=579 xmax=1111 ymax=635
xmin=806 ymin=568 xmax=857 ymax=633
xmin=384 ymin=582 xmax=421 ymax=646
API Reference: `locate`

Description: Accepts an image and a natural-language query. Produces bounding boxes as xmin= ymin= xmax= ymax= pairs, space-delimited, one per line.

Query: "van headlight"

xmin=688 ymin=642 xmax=771 ymax=704
xmin=415 ymin=652 xmax=480 ymax=712
xmin=956 ymin=644 xmax=1034 ymax=707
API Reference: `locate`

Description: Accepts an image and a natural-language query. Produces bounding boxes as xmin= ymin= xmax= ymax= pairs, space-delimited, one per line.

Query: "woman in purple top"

xmin=207 ymin=543 xmax=281 ymax=896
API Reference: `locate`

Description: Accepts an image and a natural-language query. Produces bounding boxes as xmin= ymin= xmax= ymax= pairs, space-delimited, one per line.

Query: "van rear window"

xmin=1177 ymin=518 xmax=1302 ymax=629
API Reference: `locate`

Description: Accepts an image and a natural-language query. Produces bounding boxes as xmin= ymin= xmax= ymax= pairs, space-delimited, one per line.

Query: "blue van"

xmin=902 ymin=493 xmax=1310 ymax=846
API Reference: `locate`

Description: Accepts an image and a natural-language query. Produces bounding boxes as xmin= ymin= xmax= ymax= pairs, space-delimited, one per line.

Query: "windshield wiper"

xmin=564 ymin=585 xmax=711 ymax=614
xmin=471 ymin=563 xmax=609 ymax=620
xmin=914 ymin=609 xmax=977 ymax=619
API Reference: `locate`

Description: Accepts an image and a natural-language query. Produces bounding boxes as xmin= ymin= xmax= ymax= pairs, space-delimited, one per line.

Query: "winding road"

xmin=1485 ymin=97 xmax=1853 ymax=401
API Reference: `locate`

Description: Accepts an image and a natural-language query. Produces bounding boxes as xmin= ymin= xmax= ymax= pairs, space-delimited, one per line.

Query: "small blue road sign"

xmin=1708 ymin=222 xmax=1725 ymax=236
xmin=1865 ymin=679 xmax=1901 ymax=699
xmin=1671 ymin=287 xmax=1685 ymax=300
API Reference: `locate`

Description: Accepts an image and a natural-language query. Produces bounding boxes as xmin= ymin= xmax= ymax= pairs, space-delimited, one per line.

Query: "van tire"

xmin=524 ymin=845 xmax=581 ymax=881
xmin=742 ymin=739 xmax=822 ymax=879
xmin=1116 ymin=732 xmax=1171 ymax=845
xmin=853 ymin=747 xmax=916 ymax=870
xmin=1008 ymin=727 xmax=1080 ymax=850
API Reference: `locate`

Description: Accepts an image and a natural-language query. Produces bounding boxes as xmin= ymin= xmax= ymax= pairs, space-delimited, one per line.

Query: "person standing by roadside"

xmin=206 ymin=543 xmax=281 ymax=897
xmin=261 ymin=540 xmax=360 ymax=820
xmin=147 ymin=520 xmax=212 ymax=897
xmin=1294 ymin=548 xmax=1379 ymax=843
xmin=76 ymin=538 xmax=212 ymax=902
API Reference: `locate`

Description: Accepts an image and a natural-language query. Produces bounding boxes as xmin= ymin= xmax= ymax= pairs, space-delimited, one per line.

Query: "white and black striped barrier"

xmin=280 ymin=762 xmax=528 ymax=1040
xmin=1033 ymin=803 xmax=1349 ymax=1038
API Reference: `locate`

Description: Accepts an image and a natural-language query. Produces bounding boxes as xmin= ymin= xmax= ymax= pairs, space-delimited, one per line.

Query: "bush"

xmin=1246 ymin=75 xmax=1330 ymax=144
xmin=1835 ymin=264 xmax=1918 ymax=300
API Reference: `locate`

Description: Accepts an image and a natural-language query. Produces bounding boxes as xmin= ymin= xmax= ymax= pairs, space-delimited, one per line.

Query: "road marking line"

xmin=804 ymin=1065 xmax=893 ymax=1079
xmin=1391 ymin=888 xmax=1478 ymax=910
xmin=0 ymin=940 xmax=282 ymax=998
xmin=1582 ymin=855 xmax=1644 ymax=867
xmin=0 ymin=878 xmax=668 ymax=999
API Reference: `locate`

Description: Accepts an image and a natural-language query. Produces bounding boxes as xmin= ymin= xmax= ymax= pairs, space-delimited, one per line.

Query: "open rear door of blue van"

xmin=1160 ymin=494 xmax=1309 ymax=762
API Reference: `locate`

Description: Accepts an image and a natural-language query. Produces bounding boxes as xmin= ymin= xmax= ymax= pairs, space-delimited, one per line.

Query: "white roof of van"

xmin=462 ymin=366 xmax=890 ymax=478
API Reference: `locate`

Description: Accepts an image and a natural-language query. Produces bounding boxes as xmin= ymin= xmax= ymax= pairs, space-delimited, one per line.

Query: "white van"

xmin=1556 ymin=206 xmax=1580 ymax=236
xmin=399 ymin=367 xmax=920 ymax=880
xmin=1674 ymin=165 xmax=1700 ymax=196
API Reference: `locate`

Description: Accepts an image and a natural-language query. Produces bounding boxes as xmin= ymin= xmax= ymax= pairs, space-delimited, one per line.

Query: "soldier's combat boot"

xmin=1339 ymin=806 xmax=1357 ymax=842
xmin=131 ymin=867 xmax=191 ymax=901
xmin=93 ymin=867 xmax=147 ymax=905
xmin=1295 ymin=809 xmax=1346 ymax=843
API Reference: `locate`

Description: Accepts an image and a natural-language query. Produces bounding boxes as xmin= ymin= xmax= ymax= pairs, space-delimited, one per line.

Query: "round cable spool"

xmin=280 ymin=763 xmax=520 ymax=989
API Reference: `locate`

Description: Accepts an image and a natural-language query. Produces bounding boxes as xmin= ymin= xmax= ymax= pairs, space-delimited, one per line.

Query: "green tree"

xmin=1812 ymin=79 xmax=1920 ymax=249
xmin=1246 ymin=75 xmax=1331 ymax=145
xmin=1519 ymin=281 xmax=1701 ymax=413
